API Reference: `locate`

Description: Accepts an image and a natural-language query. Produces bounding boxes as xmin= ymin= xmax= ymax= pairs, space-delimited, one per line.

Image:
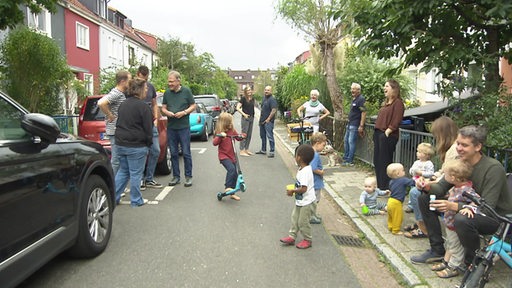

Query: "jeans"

xmin=240 ymin=117 xmax=254 ymax=151
xmin=259 ymin=122 xmax=275 ymax=152
xmin=144 ymin=125 xmax=160 ymax=181
xmin=109 ymin=136 xmax=120 ymax=176
xmin=373 ymin=130 xmax=398 ymax=190
xmin=418 ymin=193 xmax=446 ymax=255
xmin=343 ymin=125 xmax=358 ymax=163
xmin=454 ymin=212 xmax=500 ymax=265
xmin=408 ymin=187 xmax=423 ymax=221
xmin=220 ymin=159 xmax=237 ymax=189
xmin=114 ymin=145 xmax=148 ymax=207
xmin=167 ymin=127 xmax=192 ymax=179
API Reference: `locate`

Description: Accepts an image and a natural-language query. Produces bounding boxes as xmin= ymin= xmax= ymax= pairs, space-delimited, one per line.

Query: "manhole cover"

xmin=332 ymin=234 xmax=365 ymax=247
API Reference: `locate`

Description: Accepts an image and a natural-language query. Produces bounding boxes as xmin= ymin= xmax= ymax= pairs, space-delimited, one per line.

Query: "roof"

xmin=403 ymin=89 xmax=475 ymax=121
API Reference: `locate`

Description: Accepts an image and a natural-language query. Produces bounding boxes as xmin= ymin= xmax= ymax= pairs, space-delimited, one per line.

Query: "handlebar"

xmin=462 ymin=191 xmax=512 ymax=225
xmin=215 ymin=134 xmax=246 ymax=139
xmin=290 ymin=116 xmax=314 ymax=123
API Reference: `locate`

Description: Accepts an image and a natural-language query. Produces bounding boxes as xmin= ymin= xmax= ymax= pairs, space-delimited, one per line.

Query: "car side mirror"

xmin=21 ymin=113 xmax=60 ymax=143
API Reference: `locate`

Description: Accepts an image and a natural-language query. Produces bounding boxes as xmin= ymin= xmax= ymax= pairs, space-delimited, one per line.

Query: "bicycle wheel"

xmin=462 ymin=262 xmax=488 ymax=288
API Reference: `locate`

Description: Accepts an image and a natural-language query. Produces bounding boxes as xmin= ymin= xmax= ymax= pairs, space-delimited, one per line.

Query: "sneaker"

xmin=296 ymin=239 xmax=312 ymax=249
xmin=169 ymin=177 xmax=180 ymax=186
xmin=140 ymin=181 xmax=146 ymax=191
xmin=411 ymin=249 xmax=444 ymax=264
xmin=134 ymin=198 xmax=149 ymax=207
xmin=342 ymin=162 xmax=354 ymax=167
xmin=184 ymin=177 xmax=193 ymax=187
xmin=145 ymin=180 xmax=163 ymax=188
xmin=405 ymin=207 xmax=414 ymax=213
xmin=280 ymin=236 xmax=295 ymax=245
xmin=255 ymin=150 xmax=266 ymax=155
xmin=268 ymin=152 xmax=275 ymax=158
xmin=310 ymin=217 xmax=322 ymax=224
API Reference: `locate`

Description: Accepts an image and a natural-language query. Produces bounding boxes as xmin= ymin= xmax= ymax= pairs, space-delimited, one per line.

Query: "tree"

xmin=344 ymin=0 xmax=512 ymax=95
xmin=0 ymin=0 xmax=57 ymax=30
xmin=276 ymin=0 xmax=346 ymax=120
xmin=253 ymin=70 xmax=276 ymax=101
xmin=0 ymin=27 xmax=72 ymax=114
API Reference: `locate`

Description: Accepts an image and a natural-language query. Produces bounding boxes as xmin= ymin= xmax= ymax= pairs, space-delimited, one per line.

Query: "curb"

xmin=274 ymin=130 xmax=424 ymax=287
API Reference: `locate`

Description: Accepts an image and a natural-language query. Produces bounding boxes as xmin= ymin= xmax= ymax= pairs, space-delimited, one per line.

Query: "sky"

xmin=108 ymin=0 xmax=310 ymax=70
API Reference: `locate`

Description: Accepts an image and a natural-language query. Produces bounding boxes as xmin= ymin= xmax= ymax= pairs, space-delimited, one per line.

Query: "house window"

xmin=76 ymin=22 xmax=90 ymax=50
xmin=84 ymin=73 xmax=94 ymax=95
xmin=128 ymin=46 xmax=135 ymax=65
xmin=97 ymin=0 xmax=106 ymax=18
xmin=27 ymin=7 xmax=51 ymax=36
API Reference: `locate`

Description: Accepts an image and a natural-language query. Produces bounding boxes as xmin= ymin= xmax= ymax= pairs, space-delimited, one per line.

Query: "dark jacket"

xmin=115 ymin=96 xmax=153 ymax=147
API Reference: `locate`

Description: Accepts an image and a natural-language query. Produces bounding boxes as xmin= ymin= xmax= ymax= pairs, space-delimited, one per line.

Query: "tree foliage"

xmin=0 ymin=0 xmax=57 ymax=30
xmin=276 ymin=0 xmax=346 ymax=119
xmin=344 ymin=0 xmax=512 ymax=95
xmin=0 ymin=27 xmax=72 ymax=114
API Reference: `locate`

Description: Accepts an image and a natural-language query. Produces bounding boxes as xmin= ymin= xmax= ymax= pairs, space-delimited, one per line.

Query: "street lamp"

xmin=170 ymin=52 xmax=188 ymax=70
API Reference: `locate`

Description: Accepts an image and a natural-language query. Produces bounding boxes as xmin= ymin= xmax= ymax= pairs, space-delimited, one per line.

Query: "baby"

xmin=359 ymin=177 xmax=389 ymax=215
xmin=386 ymin=163 xmax=416 ymax=235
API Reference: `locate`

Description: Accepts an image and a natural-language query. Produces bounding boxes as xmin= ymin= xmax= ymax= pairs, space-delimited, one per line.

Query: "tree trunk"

xmin=322 ymin=42 xmax=343 ymax=121
xmin=484 ymin=27 xmax=502 ymax=93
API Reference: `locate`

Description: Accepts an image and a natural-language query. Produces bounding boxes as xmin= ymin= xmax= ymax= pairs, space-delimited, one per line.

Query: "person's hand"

xmin=153 ymin=119 xmax=158 ymax=126
xmin=385 ymin=190 xmax=391 ymax=195
xmin=459 ymin=207 xmax=475 ymax=218
xmin=415 ymin=177 xmax=428 ymax=190
xmin=286 ymin=189 xmax=294 ymax=197
xmin=385 ymin=128 xmax=392 ymax=137
xmin=174 ymin=111 xmax=186 ymax=119
xmin=430 ymin=200 xmax=456 ymax=212
xmin=220 ymin=132 xmax=227 ymax=137
xmin=106 ymin=114 xmax=116 ymax=122
xmin=243 ymin=113 xmax=249 ymax=119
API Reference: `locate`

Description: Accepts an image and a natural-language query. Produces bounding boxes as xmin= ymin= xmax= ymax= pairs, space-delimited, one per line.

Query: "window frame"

xmin=76 ymin=22 xmax=90 ymax=50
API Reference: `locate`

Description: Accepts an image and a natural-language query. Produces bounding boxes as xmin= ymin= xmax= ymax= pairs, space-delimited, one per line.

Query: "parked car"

xmin=220 ymin=98 xmax=232 ymax=113
xmin=229 ymin=100 xmax=239 ymax=114
xmin=78 ymin=94 xmax=171 ymax=175
xmin=193 ymin=94 xmax=222 ymax=121
xmin=0 ymin=91 xmax=115 ymax=288
xmin=190 ymin=102 xmax=214 ymax=141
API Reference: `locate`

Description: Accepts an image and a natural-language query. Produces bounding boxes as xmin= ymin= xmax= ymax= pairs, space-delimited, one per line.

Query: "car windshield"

xmin=195 ymin=97 xmax=217 ymax=106
xmin=83 ymin=98 xmax=105 ymax=121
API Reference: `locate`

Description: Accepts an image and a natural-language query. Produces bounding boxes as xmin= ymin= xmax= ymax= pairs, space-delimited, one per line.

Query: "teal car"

xmin=190 ymin=102 xmax=214 ymax=141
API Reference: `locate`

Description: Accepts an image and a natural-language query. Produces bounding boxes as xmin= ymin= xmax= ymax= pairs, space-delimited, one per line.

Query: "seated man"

xmin=411 ymin=125 xmax=512 ymax=267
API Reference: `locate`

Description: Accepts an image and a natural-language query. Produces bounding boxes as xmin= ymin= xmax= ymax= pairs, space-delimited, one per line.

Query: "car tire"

xmin=200 ymin=124 xmax=208 ymax=141
xmin=68 ymin=175 xmax=112 ymax=258
xmin=156 ymin=146 xmax=171 ymax=175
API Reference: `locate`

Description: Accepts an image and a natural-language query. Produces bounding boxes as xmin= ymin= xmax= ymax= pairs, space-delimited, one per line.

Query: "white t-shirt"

xmin=302 ymin=101 xmax=326 ymax=128
xmin=295 ymin=165 xmax=316 ymax=206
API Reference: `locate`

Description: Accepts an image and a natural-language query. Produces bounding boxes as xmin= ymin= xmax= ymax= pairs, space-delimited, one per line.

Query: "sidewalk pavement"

xmin=272 ymin=118 xmax=510 ymax=288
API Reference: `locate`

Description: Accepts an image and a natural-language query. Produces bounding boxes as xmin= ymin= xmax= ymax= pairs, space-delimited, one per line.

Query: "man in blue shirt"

xmin=343 ymin=83 xmax=366 ymax=166
xmin=256 ymin=86 xmax=278 ymax=158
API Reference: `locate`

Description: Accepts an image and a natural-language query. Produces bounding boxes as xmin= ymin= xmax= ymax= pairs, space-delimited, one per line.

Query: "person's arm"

xmin=360 ymin=192 xmax=367 ymax=205
xmin=296 ymin=104 xmax=304 ymax=118
xmin=151 ymin=97 xmax=159 ymax=125
xmin=237 ymin=102 xmax=248 ymax=118
xmin=161 ymin=104 xmax=175 ymax=118
xmin=319 ymin=107 xmax=330 ymax=121
xmin=359 ymin=110 xmax=367 ymax=132
xmin=420 ymin=161 xmax=435 ymax=178
xmin=409 ymin=160 xmax=419 ymax=176
xmin=175 ymin=102 xmax=196 ymax=119
xmin=98 ymin=98 xmax=115 ymax=122
xmin=386 ymin=100 xmax=405 ymax=137
xmin=477 ymin=163 xmax=507 ymax=210
xmin=143 ymin=106 xmax=153 ymax=147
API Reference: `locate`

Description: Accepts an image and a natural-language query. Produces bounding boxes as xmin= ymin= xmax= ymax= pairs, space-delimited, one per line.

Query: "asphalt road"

xmin=18 ymin=113 xmax=362 ymax=288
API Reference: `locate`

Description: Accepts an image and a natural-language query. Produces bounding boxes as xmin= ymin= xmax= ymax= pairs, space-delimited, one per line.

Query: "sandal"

xmin=436 ymin=266 xmax=459 ymax=278
xmin=431 ymin=260 xmax=448 ymax=271
xmin=404 ymin=223 xmax=418 ymax=232
xmin=404 ymin=229 xmax=427 ymax=238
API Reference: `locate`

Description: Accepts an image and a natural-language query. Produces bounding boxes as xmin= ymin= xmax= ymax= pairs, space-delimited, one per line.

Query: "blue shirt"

xmin=310 ymin=151 xmax=324 ymax=190
xmin=389 ymin=177 xmax=415 ymax=202
xmin=260 ymin=95 xmax=277 ymax=124
xmin=348 ymin=94 xmax=366 ymax=127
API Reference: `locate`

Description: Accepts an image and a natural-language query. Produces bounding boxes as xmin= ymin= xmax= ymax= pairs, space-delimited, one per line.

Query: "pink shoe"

xmin=279 ymin=236 xmax=295 ymax=245
xmin=296 ymin=239 xmax=312 ymax=249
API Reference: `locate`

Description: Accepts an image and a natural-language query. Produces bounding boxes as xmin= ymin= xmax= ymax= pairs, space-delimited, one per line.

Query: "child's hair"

xmin=417 ymin=142 xmax=435 ymax=159
xmin=442 ymin=159 xmax=473 ymax=183
xmin=364 ymin=176 xmax=377 ymax=187
xmin=310 ymin=132 xmax=327 ymax=145
xmin=386 ymin=163 xmax=404 ymax=179
xmin=215 ymin=112 xmax=233 ymax=134
xmin=295 ymin=144 xmax=315 ymax=165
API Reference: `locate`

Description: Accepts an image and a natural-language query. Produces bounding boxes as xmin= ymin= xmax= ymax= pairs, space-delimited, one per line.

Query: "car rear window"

xmin=195 ymin=97 xmax=218 ymax=107
xmin=83 ymin=98 xmax=105 ymax=121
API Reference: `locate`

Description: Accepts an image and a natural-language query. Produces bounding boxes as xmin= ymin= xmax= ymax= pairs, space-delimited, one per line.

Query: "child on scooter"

xmin=213 ymin=112 xmax=243 ymax=201
xmin=280 ymin=144 xmax=316 ymax=249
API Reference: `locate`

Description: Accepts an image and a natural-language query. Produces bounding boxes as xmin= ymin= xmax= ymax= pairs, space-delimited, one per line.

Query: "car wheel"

xmin=200 ymin=124 xmax=208 ymax=141
xmin=156 ymin=146 xmax=171 ymax=175
xmin=68 ymin=175 xmax=112 ymax=258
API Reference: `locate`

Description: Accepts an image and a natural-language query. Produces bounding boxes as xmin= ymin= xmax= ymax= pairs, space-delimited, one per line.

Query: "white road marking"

xmin=155 ymin=186 xmax=173 ymax=201
xmin=191 ymin=148 xmax=207 ymax=154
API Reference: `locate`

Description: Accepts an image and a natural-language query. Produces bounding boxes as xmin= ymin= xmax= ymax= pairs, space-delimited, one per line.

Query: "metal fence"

xmin=52 ymin=115 xmax=79 ymax=136
xmin=319 ymin=116 xmax=511 ymax=174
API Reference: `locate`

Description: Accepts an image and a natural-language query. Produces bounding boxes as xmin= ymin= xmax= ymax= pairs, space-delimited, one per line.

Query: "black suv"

xmin=194 ymin=94 xmax=222 ymax=121
xmin=0 ymin=91 xmax=115 ymax=287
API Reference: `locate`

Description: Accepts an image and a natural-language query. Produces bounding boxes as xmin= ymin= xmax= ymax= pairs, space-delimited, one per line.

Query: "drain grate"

xmin=332 ymin=234 xmax=365 ymax=247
